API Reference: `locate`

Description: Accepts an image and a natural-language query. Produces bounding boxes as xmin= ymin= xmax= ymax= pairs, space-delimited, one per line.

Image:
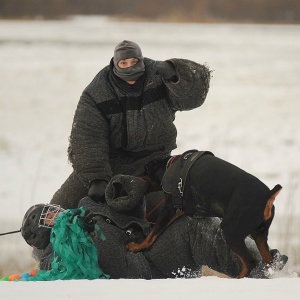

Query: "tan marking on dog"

xmin=264 ymin=187 xmax=282 ymax=221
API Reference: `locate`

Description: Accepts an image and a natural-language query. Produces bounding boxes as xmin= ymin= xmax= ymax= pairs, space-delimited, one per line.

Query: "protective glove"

xmin=73 ymin=209 xmax=97 ymax=233
xmin=88 ymin=179 xmax=108 ymax=203
xmin=156 ymin=61 xmax=178 ymax=82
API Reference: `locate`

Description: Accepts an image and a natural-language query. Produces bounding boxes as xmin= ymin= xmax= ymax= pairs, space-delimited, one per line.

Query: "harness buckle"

xmin=178 ymin=178 xmax=183 ymax=195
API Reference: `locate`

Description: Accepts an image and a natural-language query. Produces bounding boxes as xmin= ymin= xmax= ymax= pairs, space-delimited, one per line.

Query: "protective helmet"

xmin=21 ymin=204 xmax=64 ymax=250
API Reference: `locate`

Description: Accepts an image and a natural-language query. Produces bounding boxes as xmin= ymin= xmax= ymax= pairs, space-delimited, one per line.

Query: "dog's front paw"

xmin=126 ymin=242 xmax=143 ymax=252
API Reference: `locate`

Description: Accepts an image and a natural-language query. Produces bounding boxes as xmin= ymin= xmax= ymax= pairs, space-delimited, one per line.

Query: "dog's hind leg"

xmin=251 ymin=231 xmax=273 ymax=265
xmin=252 ymin=192 xmax=280 ymax=267
xmin=221 ymin=227 xmax=256 ymax=278
xmin=229 ymin=240 xmax=256 ymax=278
xmin=253 ymin=184 xmax=282 ymax=265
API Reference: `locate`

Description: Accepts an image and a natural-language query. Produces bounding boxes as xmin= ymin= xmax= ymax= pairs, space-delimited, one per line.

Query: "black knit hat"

xmin=113 ymin=40 xmax=143 ymax=65
xmin=113 ymin=40 xmax=145 ymax=82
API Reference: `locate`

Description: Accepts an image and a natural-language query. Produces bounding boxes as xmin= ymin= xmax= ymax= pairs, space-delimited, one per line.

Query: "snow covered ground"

xmin=1 ymin=277 xmax=300 ymax=300
xmin=0 ymin=16 xmax=299 ymax=296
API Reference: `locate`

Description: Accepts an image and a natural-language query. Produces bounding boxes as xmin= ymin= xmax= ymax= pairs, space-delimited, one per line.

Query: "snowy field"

xmin=1 ymin=277 xmax=300 ymax=300
xmin=0 ymin=16 xmax=300 ymax=297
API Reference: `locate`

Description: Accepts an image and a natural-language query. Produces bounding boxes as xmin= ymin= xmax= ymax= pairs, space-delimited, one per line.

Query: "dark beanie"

xmin=113 ymin=40 xmax=145 ymax=82
xmin=114 ymin=40 xmax=143 ymax=65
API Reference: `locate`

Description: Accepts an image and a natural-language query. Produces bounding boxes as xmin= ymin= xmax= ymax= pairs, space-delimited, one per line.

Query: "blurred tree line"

xmin=0 ymin=0 xmax=299 ymax=23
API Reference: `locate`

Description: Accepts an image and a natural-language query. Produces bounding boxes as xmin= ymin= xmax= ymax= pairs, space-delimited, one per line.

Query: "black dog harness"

xmin=162 ymin=150 xmax=214 ymax=210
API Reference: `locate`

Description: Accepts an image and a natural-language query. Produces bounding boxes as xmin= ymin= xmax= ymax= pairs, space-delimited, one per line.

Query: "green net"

xmin=25 ymin=207 xmax=109 ymax=281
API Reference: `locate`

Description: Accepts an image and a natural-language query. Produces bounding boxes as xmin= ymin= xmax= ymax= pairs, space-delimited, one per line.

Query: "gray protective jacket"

xmin=68 ymin=58 xmax=211 ymax=187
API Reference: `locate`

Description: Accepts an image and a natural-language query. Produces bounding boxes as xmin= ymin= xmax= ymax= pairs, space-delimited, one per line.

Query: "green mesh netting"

xmin=25 ymin=207 xmax=109 ymax=281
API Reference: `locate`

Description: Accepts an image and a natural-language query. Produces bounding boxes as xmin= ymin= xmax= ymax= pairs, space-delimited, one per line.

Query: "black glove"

xmin=156 ymin=61 xmax=178 ymax=82
xmin=88 ymin=179 xmax=108 ymax=203
xmin=73 ymin=209 xmax=97 ymax=233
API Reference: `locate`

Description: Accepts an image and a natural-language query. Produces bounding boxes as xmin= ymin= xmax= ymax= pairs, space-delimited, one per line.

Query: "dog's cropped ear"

xmin=264 ymin=184 xmax=282 ymax=221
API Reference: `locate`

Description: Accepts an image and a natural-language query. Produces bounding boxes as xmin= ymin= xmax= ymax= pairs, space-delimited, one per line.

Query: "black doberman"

xmin=127 ymin=150 xmax=282 ymax=278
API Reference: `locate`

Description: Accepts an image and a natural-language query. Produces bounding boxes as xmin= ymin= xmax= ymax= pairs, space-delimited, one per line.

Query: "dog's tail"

xmin=264 ymin=184 xmax=282 ymax=221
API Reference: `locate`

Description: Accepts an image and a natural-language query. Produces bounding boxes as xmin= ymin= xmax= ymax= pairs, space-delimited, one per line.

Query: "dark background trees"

xmin=0 ymin=0 xmax=299 ymax=23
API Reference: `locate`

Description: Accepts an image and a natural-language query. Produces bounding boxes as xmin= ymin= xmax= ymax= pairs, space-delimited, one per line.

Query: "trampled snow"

xmin=0 ymin=16 xmax=299 ymax=297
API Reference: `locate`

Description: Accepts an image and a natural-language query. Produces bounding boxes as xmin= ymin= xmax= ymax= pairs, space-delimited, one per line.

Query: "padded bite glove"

xmin=88 ymin=179 xmax=108 ymax=203
xmin=156 ymin=61 xmax=178 ymax=82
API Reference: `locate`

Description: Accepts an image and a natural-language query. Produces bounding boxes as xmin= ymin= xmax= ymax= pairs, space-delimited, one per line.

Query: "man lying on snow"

xmin=21 ymin=175 xmax=288 ymax=280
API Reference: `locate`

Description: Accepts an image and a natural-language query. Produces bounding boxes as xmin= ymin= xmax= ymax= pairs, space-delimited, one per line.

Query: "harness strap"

xmin=166 ymin=155 xmax=180 ymax=169
xmin=162 ymin=150 xmax=214 ymax=210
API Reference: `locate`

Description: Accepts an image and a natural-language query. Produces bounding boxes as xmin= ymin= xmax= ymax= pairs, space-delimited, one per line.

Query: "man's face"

xmin=118 ymin=58 xmax=138 ymax=69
